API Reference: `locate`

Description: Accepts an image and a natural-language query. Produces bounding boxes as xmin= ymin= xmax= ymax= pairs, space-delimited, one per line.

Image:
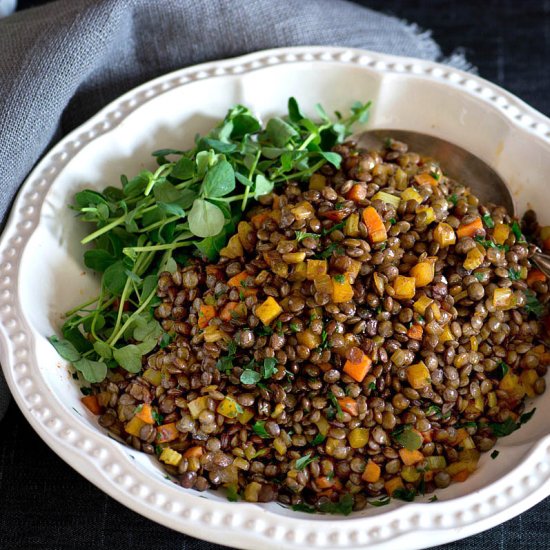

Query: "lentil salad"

xmin=51 ymin=101 xmax=550 ymax=513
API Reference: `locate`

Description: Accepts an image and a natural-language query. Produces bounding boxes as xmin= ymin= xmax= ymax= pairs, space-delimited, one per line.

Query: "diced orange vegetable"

xmin=343 ymin=352 xmax=372 ymax=383
xmin=393 ymin=275 xmax=416 ymax=300
xmin=297 ymin=329 xmax=321 ymax=349
xmin=306 ymin=259 xmax=328 ymax=280
xmin=362 ymin=206 xmax=387 ymax=244
xmin=251 ymin=212 xmax=270 ymax=229
xmin=125 ymin=416 xmax=146 ymax=437
xmin=183 ymin=445 xmax=204 ymax=458
xmin=219 ymin=301 xmax=247 ymax=322
xmin=414 ymin=172 xmax=438 ymax=186
xmin=414 ymin=295 xmax=433 ymax=315
xmin=346 ymin=184 xmax=367 ymax=202
xmin=135 ymin=403 xmax=155 ymax=425
xmin=255 ymin=296 xmax=283 ymax=326
xmin=424 ymin=471 xmax=435 ymax=482
xmin=198 ymin=304 xmax=217 ymax=328
xmin=316 ymin=476 xmax=336 ymax=489
xmin=322 ymin=209 xmax=347 ymax=221
xmin=384 ymin=476 xmax=405 ymax=496
xmin=220 ymin=234 xmax=244 ymax=259
xmin=407 ymin=324 xmax=423 ymax=340
xmin=362 ymin=460 xmax=381 ymax=483
xmin=156 ymin=422 xmax=179 ymax=443
xmin=464 ymin=247 xmax=485 ymax=270
xmin=272 ymin=194 xmax=281 ymax=210
xmin=422 ymin=430 xmax=433 ymax=443
xmin=332 ymin=275 xmax=354 ymax=303
xmin=493 ymin=222 xmax=510 ymax=245
xmin=227 ymin=271 xmax=257 ymax=297
xmin=433 ymin=222 xmax=456 ymax=247
xmin=527 ymin=269 xmax=546 ymax=286
xmin=410 ymin=260 xmax=435 ymax=287
xmin=407 ymin=361 xmax=431 ymax=389
xmin=451 ymin=428 xmax=468 ymax=446
xmin=314 ymin=274 xmax=334 ymax=295
xmin=205 ymin=265 xmax=223 ymax=280
xmin=347 ymin=259 xmax=362 ymax=283
xmin=457 ymin=217 xmax=483 ymax=239
xmin=81 ymin=395 xmax=102 ymax=415
xmin=399 ymin=448 xmax=424 ymax=466
xmin=337 ymin=397 xmax=359 ymax=417
xmin=452 ymin=470 xmax=470 ymax=483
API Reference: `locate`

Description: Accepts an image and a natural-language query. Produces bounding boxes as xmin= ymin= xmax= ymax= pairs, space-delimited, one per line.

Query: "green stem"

xmin=81 ymin=215 xmax=126 ymax=244
xmin=90 ymin=285 xmax=105 ymax=341
xmin=64 ymin=295 xmax=101 ymax=316
xmin=144 ymin=163 xmax=174 ymax=196
xmin=241 ymin=149 xmax=261 ymax=210
xmin=274 ymin=158 xmax=326 ymax=183
xmin=214 ymin=194 xmax=246 ymax=203
xmin=122 ymin=240 xmax=194 ymax=255
xmin=106 ymin=276 xmax=133 ymax=345
xmin=109 ymin=287 xmax=158 ymax=347
xmin=138 ymin=215 xmax=181 ymax=233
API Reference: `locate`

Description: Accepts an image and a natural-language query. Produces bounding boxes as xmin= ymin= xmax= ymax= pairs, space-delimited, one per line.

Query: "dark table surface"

xmin=2 ymin=1 xmax=550 ymax=549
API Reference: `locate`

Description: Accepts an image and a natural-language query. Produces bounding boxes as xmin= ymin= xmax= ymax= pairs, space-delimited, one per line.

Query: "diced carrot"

xmin=316 ymin=476 xmax=336 ymax=489
xmin=332 ymin=276 xmax=354 ymax=303
xmin=527 ymin=269 xmax=546 ymax=286
xmin=384 ymin=476 xmax=404 ymax=496
xmin=414 ymin=173 xmax=438 ymax=187
xmin=544 ymin=237 xmax=550 ymax=251
xmin=227 ymin=271 xmax=257 ymax=297
xmin=456 ymin=217 xmax=483 ymax=239
xmin=135 ymin=403 xmax=155 ymax=425
xmin=219 ymin=301 xmax=247 ymax=322
xmin=422 ymin=430 xmax=433 ymax=443
xmin=343 ymin=352 xmax=372 ymax=383
xmin=156 ymin=422 xmax=179 ymax=443
xmin=321 ymin=209 xmax=347 ymax=222
xmin=398 ymin=448 xmax=424 ymax=466
xmin=450 ymin=428 xmax=468 ymax=446
xmin=81 ymin=395 xmax=102 ymax=415
xmin=362 ymin=206 xmax=387 ymax=243
xmin=452 ymin=470 xmax=470 ymax=483
xmin=198 ymin=304 xmax=217 ymax=329
xmin=346 ymin=184 xmax=367 ymax=203
xmin=407 ymin=323 xmax=424 ymax=340
xmin=337 ymin=397 xmax=359 ymax=417
xmin=362 ymin=460 xmax=381 ymax=483
xmin=424 ymin=470 xmax=435 ymax=482
xmin=183 ymin=445 xmax=204 ymax=458
xmin=251 ymin=212 xmax=270 ymax=229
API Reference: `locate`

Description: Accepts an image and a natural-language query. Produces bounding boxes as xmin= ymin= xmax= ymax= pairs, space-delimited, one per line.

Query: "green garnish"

xmin=511 ymin=221 xmax=524 ymax=241
xmin=482 ymin=213 xmax=495 ymax=228
xmin=508 ymin=268 xmax=521 ymax=281
xmin=474 ymin=272 xmax=486 ymax=282
xmin=261 ymin=357 xmax=278 ymax=379
xmin=449 ymin=194 xmax=458 ymax=205
xmin=488 ymin=408 xmax=536 ymax=437
xmin=428 ymin=495 xmax=438 ymax=502
xmin=311 ymin=433 xmax=326 ymax=446
xmin=252 ymin=420 xmax=271 ymax=439
xmin=327 ymin=391 xmax=343 ymax=419
xmin=429 ymin=170 xmax=440 ymax=181
xmin=495 ymin=360 xmax=509 ymax=379
xmin=152 ymin=410 xmax=164 ymax=425
xmin=48 ymin=98 xmax=370 ymax=383
xmin=292 ymin=503 xmax=316 ymax=514
xmin=392 ymin=424 xmax=423 ymax=450
xmin=491 ymin=450 xmax=500 ymax=459
xmin=289 ymin=322 xmax=300 ymax=332
xmin=318 ymin=493 xmax=354 ymax=515
xmin=369 ymin=496 xmax=391 ymax=507
xmin=226 ymin=485 xmax=239 ymax=502
xmin=314 ymin=242 xmax=344 ymax=259
xmin=368 ymin=382 xmax=376 ymax=391
xmin=333 ymin=274 xmax=346 ymax=283
xmin=295 ymin=453 xmax=318 ymax=471
xmin=524 ymin=289 xmax=544 ymax=318
xmin=295 ymin=230 xmax=320 ymax=242
xmin=393 ymin=488 xmax=416 ymax=502
xmin=240 ymin=369 xmax=261 ymax=385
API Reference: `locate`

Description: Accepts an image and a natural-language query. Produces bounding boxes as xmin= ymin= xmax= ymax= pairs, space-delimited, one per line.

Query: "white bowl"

xmin=2 ymin=46 xmax=550 ymax=550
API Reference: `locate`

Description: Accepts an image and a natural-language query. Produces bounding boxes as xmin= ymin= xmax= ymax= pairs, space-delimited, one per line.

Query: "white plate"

xmin=2 ymin=46 xmax=550 ymax=550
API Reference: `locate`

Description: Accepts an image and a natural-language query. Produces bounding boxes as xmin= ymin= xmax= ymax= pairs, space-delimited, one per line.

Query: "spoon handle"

xmin=532 ymin=252 xmax=550 ymax=279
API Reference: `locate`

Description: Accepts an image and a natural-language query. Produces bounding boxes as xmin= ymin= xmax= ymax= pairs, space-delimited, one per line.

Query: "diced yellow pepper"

xmin=429 ymin=301 xmax=442 ymax=321
xmin=237 ymin=221 xmax=255 ymax=251
xmin=434 ymin=222 xmax=456 ymax=247
xmin=464 ymin=247 xmax=485 ymax=270
xmin=407 ymin=361 xmax=431 ymax=389
xmin=493 ymin=222 xmax=510 ymax=245
xmin=446 ymin=461 xmax=478 ymax=476
xmin=188 ymin=396 xmax=209 ymax=419
xmin=273 ymin=437 xmax=287 ymax=455
xmin=439 ymin=325 xmax=453 ymax=343
xmin=255 ymin=296 xmax=283 ymax=325
xmin=401 ymin=465 xmax=421 ymax=482
xmin=309 ymin=173 xmax=326 ymax=190
xmin=458 ymin=448 xmax=480 ymax=463
xmin=425 ymin=456 xmax=447 ymax=470
xmin=217 ymin=396 xmax=240 ymax=418
xmin=282 ymin=252 xmax=306 ymax=264
xmin=487 ymin=391 xmax=497 ymax=408
xmin=220 ymin=234 xmax=244 ymax=259
xmin=347 ymin=259 xmax=362 ymax=283
xmin=289 ymin=261 xmax=307 ymax=282
xmin=159 ymin=447 xmax=183 ymax=467
xmin=470 ymin=336 xmax=479 ymax=352
xmin=125 ymin=415 xmax=146 ymax=437
xmin=493 ymin=288 xmax=515 ymax=310
xmin=473 ymin=395 xmax=484 ymax=412
xmin=306 ymin=259 xmax=328 ymax=280
xmin=401 ymin=187 xmax=423 ymax=203
xmin=520 ymin=370 xmax=538 ymax=398
xmin=142 ymin=368 xmax=162 ymax=386
xmin=297 ymin=329 xmax=321 ymax=349
xmin=393 ymin=275 xmax=416 ymax=300
xmin=414 ymin=295 xmax=434 ymax=315
xmin=332 ymin=275 xmax=354 ymax=303
xmin=315 ymin=416 xmax=329 ymax=436
xmin=499 ymin=373 xmax=526 ymax=400
xmin=291 ymin=201 xmax=315 ymax=220
xmin=237 ymin=408 xmax=255 ymax=424
xmin=344 ymin=212 xmax=360 ymax=237
xmin=417 ymin=206 xmax=436 ymax=225
xmin=372 ymin=191 xmax=401 ymax=208
xmin=348 ymin=427 xmax=370 ymax=449
xmin=410 ymin=260 xmax=435 ymax=287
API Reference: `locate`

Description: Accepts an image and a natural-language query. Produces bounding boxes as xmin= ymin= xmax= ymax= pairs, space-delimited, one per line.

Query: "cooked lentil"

xmin=91 ymin=139 xmax=549 ymax=513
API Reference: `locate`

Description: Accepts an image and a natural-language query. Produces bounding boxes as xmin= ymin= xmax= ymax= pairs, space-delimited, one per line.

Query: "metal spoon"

xmin=356 ymin=129 xmax=550 ymax=277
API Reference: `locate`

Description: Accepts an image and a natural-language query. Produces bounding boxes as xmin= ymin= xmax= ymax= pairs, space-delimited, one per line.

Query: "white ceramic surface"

xmin=2 ymin=47 xmax=550 ymax=550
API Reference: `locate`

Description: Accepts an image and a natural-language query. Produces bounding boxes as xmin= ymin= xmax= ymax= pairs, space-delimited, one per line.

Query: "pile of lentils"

xmin=92 ymin=139 xmax=550 ymax=513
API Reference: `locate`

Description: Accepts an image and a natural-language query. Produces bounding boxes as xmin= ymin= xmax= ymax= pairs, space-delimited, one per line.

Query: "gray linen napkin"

xmin=0 ymin=0 xmax=468 ymax=421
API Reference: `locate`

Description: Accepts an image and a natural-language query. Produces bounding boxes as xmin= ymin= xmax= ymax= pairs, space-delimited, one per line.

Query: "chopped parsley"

xmin=295 ymin=230 xmax=320 ymax=242
xmin=295 ymin=453 xmax=318 ymax=471
xmin=261 ymin=357 xmax=278 ymax=379
xmin=226 ymin=485 xmax=240 ymax=502
xmin=524 ymin=290 xmax=544 ymax=318
xmin=318 ymin=493 xmax=354 ymax=515
xmin=482 ymin=213 xmax=495 ymax=228
xmin=393 ymin=488 xmax=416 ymax=502
xmin=311 ymin=433 xmax=326 ymax=446
xmin=495 ymin=360 xmax=509 ymax=379
xmin=314 ymin=242 xmax=344 ymax=259
xmin=511 ymin=220 xmax=524 ymax=241
xmin=488 ymin=408 xmax=536 ymax=437
xmin=289 ymin=322 xmax=300 ymax=332
xmin=333 ymin=274 xmax=346 ymax=284
xmin=292 ymin=503 xmax=316 ymax=513
xmin=152 ymin=410 xmax=164 ymax=425
xmin=491 ymin=450 xmax=500 ymax=459
xmin=428 ymin=495 xmax=438 ymax=502
xmin=252 ymin=420 xmax=271 ymax=439
xmin=369 ymin=496 xmax=391 ymax=507
xmin=429 ymin=170 xmax=440 ymax=181
xmin=508 ymin=268 xmax=521 ymax=281
xmin=449 ymin=194 xmax=458 ymax=206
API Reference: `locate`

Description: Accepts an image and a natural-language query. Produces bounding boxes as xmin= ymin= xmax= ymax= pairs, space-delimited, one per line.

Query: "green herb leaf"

xmin=311 ymin=433 xmax=326 ymax=445
xmin=240 ymin=369 xmax=261 ymax=385
xmin=253 ymin=174 xmax=274 ymax=199
xmin=428 ymin=495 xmax=438 ymax=502
xmin=482 ymin=213 xmax=495 ymax=229
xmin=261 ymin=357 xmax=278 ymax=379
xmin=48 ymin=336 xmax=81 ymax=362
xmin=369 ymin=496 xmax=391 ymax=507
xmin=449 ymin=194 xmax=458 ymax=205
xmin=392 ymin=425 xmax=423 ymax=450
xmin=295 ymin=230 xmax=320 ymax=242
xmin=520 ymin=408 xmax=536 ymax=425
xmin=74 ymin=357 xmax=107 ymax=383
xmin=188 ymin=198 xmax=225 ymax=238
xmin=113 ymin=344 xmax=143 ymax=373
xmin=252 ymin=420 xmax=271 ymax=439
xmin=226 ymin=484 xmax=239 ymax=502
xmin=488 ymin=417 xmax=518 ymax=437
xmin=333 ymin=274 xmax=346 ymax=284
xmin=495 ymin=360 xmax=509 ymax=379
xmin=393 ymin=488 xmax=416 ymax=502
xmin=295 ymin=453 xmax=318 ymax=471
xmin=318 ymin=493 xmax=354 ymax=515
xmin=511 ymin=221 xmax=523 ymax=241
xmin=508 ymin=268 xmax=521 ymax=281
xmin=202 ymin=160 xmax=235 ymax=198
xmin=524 ymin=290 xmax=544 ymax=318
xmin=292 ymin=503 xmax=317 ymax=514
